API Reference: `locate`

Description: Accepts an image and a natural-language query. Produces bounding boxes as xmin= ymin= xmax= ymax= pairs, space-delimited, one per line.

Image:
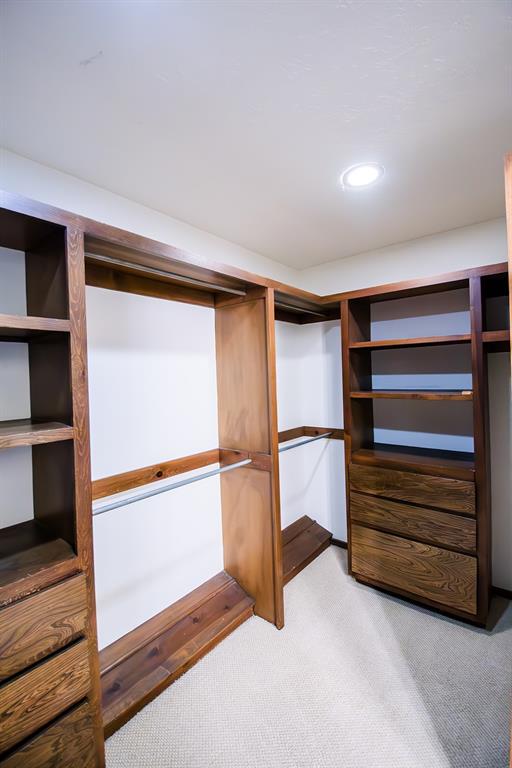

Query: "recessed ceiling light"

xmin=340 ymin=162 xmax=384 ymax=189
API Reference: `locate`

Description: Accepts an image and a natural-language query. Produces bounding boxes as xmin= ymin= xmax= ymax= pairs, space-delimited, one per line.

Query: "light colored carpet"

xmin=105 ymin=546 xmax=512 ymax=768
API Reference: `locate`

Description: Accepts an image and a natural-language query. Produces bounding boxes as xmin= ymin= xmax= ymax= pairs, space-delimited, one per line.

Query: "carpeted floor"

xmin=105 ymin=546 xmax=512 ymax=768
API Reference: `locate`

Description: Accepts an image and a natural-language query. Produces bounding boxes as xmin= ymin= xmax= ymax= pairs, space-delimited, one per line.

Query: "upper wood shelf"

xmin=349 ymin=334 xmax=471 ymax=350
xmin=0 ymin=313 xmax=70 ymax=341
xmin=0 ymin=419 xmax=74 ymax=449
xmin=350 ymin=390 xmax=473 ymax=401
xmin=0 ymin=519 xmax=77 ymax=607
xmin=351 ymin=443 xmax=475 ymax=480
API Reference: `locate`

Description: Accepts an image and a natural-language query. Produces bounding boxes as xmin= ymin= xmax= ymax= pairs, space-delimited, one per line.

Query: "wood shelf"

xmin=482 ymin=329 xmax=510 ymax=352
xmin=350 ymin=390 xmax=473 ymax=401
xmin=282 ymin=515 xmax=332 ymax=584
xmin=0 ymin=520 xmax=77 ymax=607
xmin=0 ymin=313 xmax=70 ymax=341
xmin=351 ymin=443 xmax=475 ymax=481
xmin=0 ymin=419 xmax=74 ymax=449
xmin=100 ymin=571 xmax=254 ymax=738
xmin=349 ymin=334 xmax=471 ymax=350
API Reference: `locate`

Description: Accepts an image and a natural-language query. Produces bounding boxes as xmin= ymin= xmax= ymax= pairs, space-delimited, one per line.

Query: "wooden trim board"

xmin=282 ymin=516 xmax=332 ymax=584
xmin=100 ymin=571 xmax=254 ymax=738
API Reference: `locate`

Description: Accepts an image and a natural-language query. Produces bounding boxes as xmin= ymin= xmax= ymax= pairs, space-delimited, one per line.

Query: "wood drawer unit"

xmin=0 ymin=639 xmax=90 ymax=754
xmin=350 ymin=492 xmax=477 ymax=553
xmin=0 ymin=575 xmax=87 ymax=682
xmin=0 ymin=701 xmax=95 ymax=768
xmin=351 ymin=524 xmax=477 ymax=615
xmin=349 ymin=463 xmax=475 ymax=515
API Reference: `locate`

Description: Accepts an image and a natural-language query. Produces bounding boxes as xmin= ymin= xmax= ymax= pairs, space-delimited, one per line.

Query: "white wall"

xmin=86 ymin=287 xmax=224 ymax=649
xmin=276 ymin=320 xmax=346 ymax=541
xmin=303 ymin=218 xmax=507 ymax=295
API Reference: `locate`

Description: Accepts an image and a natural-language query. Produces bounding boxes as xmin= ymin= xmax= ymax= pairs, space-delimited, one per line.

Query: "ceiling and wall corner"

xmin=1 ymin=0 xmax=511 ymax=271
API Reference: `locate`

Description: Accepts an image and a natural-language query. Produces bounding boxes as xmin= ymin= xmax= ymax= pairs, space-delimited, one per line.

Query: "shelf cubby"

xmin=351 ymin=443 xmax=475 ymax=480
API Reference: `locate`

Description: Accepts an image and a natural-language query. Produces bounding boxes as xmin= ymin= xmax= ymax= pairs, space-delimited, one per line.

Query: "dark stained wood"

xmin=469 ymin=277 xmax=492 ymax=624
xmin=0 ymin=639 xmax=90 ymax=753
xmin=85 ymin=261 xmax=215 ymax=307
xmin=350 ymin=492 xmax=476 ymax=553
xmin=100 ymin=573 xmax=254 ymax=737
xmin=331 ymin=538 xmax=347 ymax=549
xmin=92 ymin=449 xmax=220 ymax=500
xmin=0 ymin=419 xmax=73 ymax=449
xmin=0 ymin=701 xmax=95 ymax=768
xmin=482 ymin=329 xmax=510 ymax=352
xmin=25 ymin=230 xmax=68 ymax=320
xmin=0 ymin=574 xmax=87 ymax=681
xmin=65 ymin=228 xmax=105 ymax=766
xmin=0 ymin=520 xmax=78 ymax=608
xmin=31 ymin=441 xmax=76 ymax=548
xmin=350 ymin=444 xmax=475 ymax=481
xmin=282 ymin=516 xmax=332 ymax=584
xmin=349 ymin=334 xmax=471 ymax=350
xmin=0 ymin=314 xmax=70 ymax=340
xmin=0 ymin=209 xmax=63 ymax=253
xmin=351 ymin=524 xmax=477 ymax=614
xmin=349 ymin=463 xmax=475 ymax=516
xmin=350 ymin=389 xmax=473 ymax=400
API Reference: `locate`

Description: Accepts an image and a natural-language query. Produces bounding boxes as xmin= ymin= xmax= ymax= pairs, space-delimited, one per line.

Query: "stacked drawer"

xmin=0 ymin=575 xmax=96 ymax=767
xmin=349 ymin=463 xmax=478 ymax=616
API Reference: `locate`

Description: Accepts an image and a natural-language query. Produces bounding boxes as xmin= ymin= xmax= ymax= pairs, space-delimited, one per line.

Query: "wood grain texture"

xmin=92 ymin=449 xmax=220 ymax=500
xmin=349 ymin=334 xmax=471 ymax=350
xmin=215 ymin=297 xmax=270 ymax=453
xmin=0 ymin=639 xmax=90 ymax=753
xmin=350 ymin=444 xmax=475 ymax=481
xmin=278 ymin=426 xmax=344 ymax=442
xmin=351 ymin=524 xmax=477 ymax=614
xmin=101 ymin=574 xmax=254 ymax=737
xmin=350 ymin=492 xmax=476 ymax=553
xmin=349 ymin=463 xmax=476 ymax=516
xmin=65 ymin=228 xmax=105 ymax=766
xmin=220 ymin=466 xmax=277 ymax=624
xmin=0 ymin=701 xmax=95 ymax=768
xmin=0 ymin=314 xmax=70 ymax=340
xmin=0 ymin=420 xmax=73 ymax=449
xmin=0 ymin=520 xmax=78 ymax=608
xmin=350 ymin=389 xmax=472 ymax=401
xmin=0 ymin=574 xmax=87 ymax=681
xmin=85 ymin=261 xmax=215 ymax=308
xmin=282 ymin=516 xmax=332 ymax=584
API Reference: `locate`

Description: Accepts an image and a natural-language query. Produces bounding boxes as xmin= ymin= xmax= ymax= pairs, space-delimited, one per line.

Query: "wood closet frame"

xmin=0 ymin=151 xmax=510 ymax=767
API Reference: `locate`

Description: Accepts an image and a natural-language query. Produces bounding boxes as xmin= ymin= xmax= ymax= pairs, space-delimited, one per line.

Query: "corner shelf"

xmin=0 ymin=419 xmax=74 ymax=449
xmin=349 ymin=334 xmax=471 ymax=350
xmin=0 ymin=313 xmax=70 ymax=341
xmin=351 ymin=443 xmax=475 ymax=481
xmin=0 ymin=519 xmax=77 ymax=606
xmin=350 ymin=390 xmax=473 ymax=401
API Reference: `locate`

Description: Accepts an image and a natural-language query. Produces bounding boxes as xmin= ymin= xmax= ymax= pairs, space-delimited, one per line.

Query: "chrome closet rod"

xmin=278 ymin=432 xmax=333 ymax=453
xmin=85 ymin=252 xmax=247 ymax=296
xmin=92 ymin=458 xmax=252 ymax=517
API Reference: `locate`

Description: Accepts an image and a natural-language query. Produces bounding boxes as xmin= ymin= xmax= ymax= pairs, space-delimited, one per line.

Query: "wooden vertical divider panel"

xmin=215 ymin=288 xmax=283 ymax=628
xmin=469 ymin=277 xmax=491 ymax=624
xmin=66 ymin=228 xmax=105 ymax=767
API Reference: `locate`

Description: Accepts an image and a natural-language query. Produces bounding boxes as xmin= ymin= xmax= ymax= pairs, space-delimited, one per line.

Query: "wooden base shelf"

xmin=350 ymin=389 xmax=473 ymax=401
xmin=0 ymin=419 xmax=74 ymax=449
xmin=0 ymin=313 xmax=70 ymax=341
xmin=349 ymin=334 xmax=471 ymax=350
xmin=351 ymin=443 xmax=475 ymax=481
xmin=282 ymin=516 xmax=332 ymax=585
xmin=0 ymin=520 xmax=77 ymax=607
xmin=100 ymin=571 xmax=254 ymax=738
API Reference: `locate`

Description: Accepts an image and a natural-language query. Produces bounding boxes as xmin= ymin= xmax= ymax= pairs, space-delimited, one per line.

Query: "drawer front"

xmin=0 ymin=701 xmax=95 ymax=768
xmin=0 ymin=639 xmax=90 ymax=754
xmin=0 ymin=575 xmax=87 ymax=682
xmin=349 ymin=463 xmax=475 ymax=515
xmin=351 ymin=524 xmax=477 ymax=614
xmin=350 ymin=492 xmax=476 ymax=553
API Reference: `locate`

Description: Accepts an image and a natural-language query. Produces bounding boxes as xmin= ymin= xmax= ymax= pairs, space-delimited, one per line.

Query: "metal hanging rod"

xmin=85 ymin=252 xmax=247 ymax=296
xmin=275 ymin=301 xmax=327 ymax=318
xmin=278 ymin=432 xmax=333 ymax=453
xmin=92 ymin=458 xmax=252 ymax=517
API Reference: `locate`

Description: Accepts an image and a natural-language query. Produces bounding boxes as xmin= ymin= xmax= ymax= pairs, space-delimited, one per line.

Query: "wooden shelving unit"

xmin=350 ymin=389 xmax=472 ymax=401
